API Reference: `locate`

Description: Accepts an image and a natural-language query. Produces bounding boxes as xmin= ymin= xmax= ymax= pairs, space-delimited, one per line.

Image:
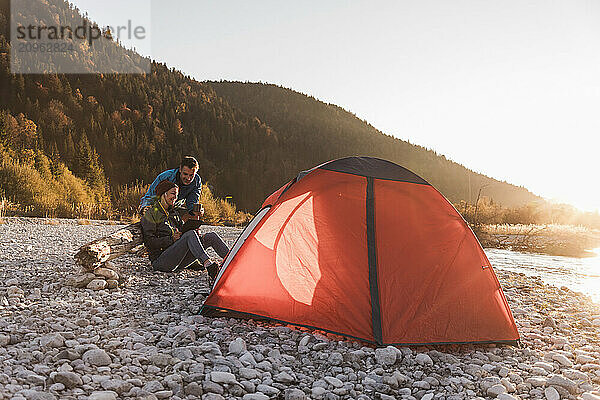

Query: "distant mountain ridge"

xmin=0 ymin=0 xmax=541 ymax=216
xmin=209 ymin=81 xmax=541 ymax=208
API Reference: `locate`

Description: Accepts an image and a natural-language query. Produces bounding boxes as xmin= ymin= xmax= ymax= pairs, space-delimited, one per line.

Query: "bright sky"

xmin=70 ymin=0 xmax=600 ymax=212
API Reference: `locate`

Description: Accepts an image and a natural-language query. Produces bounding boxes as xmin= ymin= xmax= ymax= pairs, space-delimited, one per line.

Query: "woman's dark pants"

xmin=152 ymin=230 xmax=229 ymax=272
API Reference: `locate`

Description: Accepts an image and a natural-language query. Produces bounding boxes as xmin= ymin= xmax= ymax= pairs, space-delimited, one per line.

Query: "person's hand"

xmin=185 ymin=212 xmax=201 ymax=221
xmin=192 ymin=204 xmax=205 ymax=219
xmin=173 ymin=230 xmax=182 ymax=240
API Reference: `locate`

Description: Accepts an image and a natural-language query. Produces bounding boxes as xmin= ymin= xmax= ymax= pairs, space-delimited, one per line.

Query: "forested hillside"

xmin=0 ymin=0 xmax=287 ymax=214
xmin=210 ymin=81 xmax=541 ymax=208
xmin=1 ymin=0 xmax=542 ymax=219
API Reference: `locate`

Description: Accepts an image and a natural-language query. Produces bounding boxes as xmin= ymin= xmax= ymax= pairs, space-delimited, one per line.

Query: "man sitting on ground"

xmin=139 ymin=156 xmax=202 ymax=222
xmin=140 ymin=180 xmax=229 ymax=285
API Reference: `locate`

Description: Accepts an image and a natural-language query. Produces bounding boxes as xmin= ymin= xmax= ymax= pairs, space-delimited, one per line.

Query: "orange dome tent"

xmin=201 ymin=157 xmax=519 ymax=346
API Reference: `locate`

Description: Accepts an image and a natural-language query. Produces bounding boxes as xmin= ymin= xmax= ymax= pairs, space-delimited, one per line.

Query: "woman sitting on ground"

xmin=140 ymin=180 xmax=229 ymax=285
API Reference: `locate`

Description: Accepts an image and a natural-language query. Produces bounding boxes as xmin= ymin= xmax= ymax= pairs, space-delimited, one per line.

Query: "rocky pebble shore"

xmin=2 ymin=217 xmax=600 ymax=400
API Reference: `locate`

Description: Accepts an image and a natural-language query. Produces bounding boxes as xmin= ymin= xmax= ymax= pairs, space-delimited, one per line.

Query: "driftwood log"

xmin=74 ymin=222 xmax=143 ymax=271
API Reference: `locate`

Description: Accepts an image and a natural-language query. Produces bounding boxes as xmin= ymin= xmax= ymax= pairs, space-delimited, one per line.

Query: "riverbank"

xmin=474 ymin=224 xmax=600 ymax=258
xmin=2 ymin=218 xmax=600 ymax=399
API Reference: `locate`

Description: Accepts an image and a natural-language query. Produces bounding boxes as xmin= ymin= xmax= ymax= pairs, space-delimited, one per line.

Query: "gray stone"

xmin=67 ymin=273 xmax=96 ymax=288
xmin=285 ymin=388 xmax=306 ymax=400
xmin=82 ymin=349 xmax=111 ymax=366
xmin=25 ymin=373 xmax=46 ymax=386
xmin=487 ymin=384 xmax=507 ymax=397
xmin=184 ymin=382 xmax=203 ymax=396
xmin=173 ymin=327 xmax=195 ymax=344
xmin=94 ymin=267 xmax=119 ymax=280
xmin=242 ymin=394 xmax=269 ymax=400
xmin=497 ymin=394 xmax=519 ymax=400
xmin=149 ymin=353 xmax=173 ymax=367
xmin=544 ymin=386 xmax=560 ymax=400
xmin=198 ymin=341 xmax=222 ymax=356
xmin=412 ymin=381 xmax=430 ymax=390
xmin=87 ymin=279 xmax=107 ymax=290
xmin=203 ymin=394 xmax=225 ymax=400
xmin=48 ymin=383 xmax=65 ymax=391
xmin=40 ymin=333 xmax=64 ymax=348
xmin=142 ymin=380 xmax=164 ymax=393
xmin=562 ymin=368 xmax=588 ymax=382
xmin=7 ymin=285 xmax=24 ymax=297
xmin=239 ymin=351 xmax=257 ymax=366
xmin=203 ymin=380 xmax=225 ymax=395
xmin=392 ymin=371 xmax=409 ymax=385
xmin=127 ymin=378 xmax=143 ymax=387
xmin=576 ymin=354 xmax=595 ymax=364
xmin=256 ymin=384 xmax=280 ymax=396
xmin=552 ymin=354 xmax=573 ymax=367
xmin=501 ymin=377 xmax=515 ymax=393
xmin=256 ymin=360 xmax=272 ymax=371
xmin=56 ymin=349 xmax=80 ymax=361
xmin=375 ymin=346 xmax=397 ymax=366
xmin=344 ymin=350 xmax=365 ymax=363
xmin=328 ymin=352 xmax=343 ymax=366
xmin=526 ymin=377 xmax=547 ymax=387
xmin=100 ymin=379 xmax=132 ymax=394
xmin=324 ymin=376 xmax=343 ymax=388
xmin=88 ymin=392 xmax=117 ymax=400
xmin=299 ymin=335 xmax=310 ymax=347
xmin=136 ymin=394 xmax=158 ymax=400
xmin=581 ymin=393 xmax=600 ymax=400
xmin=239 ymin=367 xmax=260 ymax=380
xmin=313 ymin=342 xmax=328 ymax=351
xmin=6 ymin=278 xmax=19 ymax=285
xmin=547 ymin=374 xmax=577 ymax=394
xmin=534 ymin=361 xmax=554 ymax=372
xmin=543 ymin=317 xmax=556 ymax=328
xmin=240 ymin=380 xmax=256 ymax=393
xmin=312 ymin=387 xmax=327 ymax=398
xmin=29 ymin=392 xmax=57 ymax=400
xmin=228 ymin=337 xmax=246 ymax=354
xmin=54 ymin=371 xmax=82 ymax=389
xmin=75 ymin=318 xmax=90 ymax=327
xmin=415 ymin=353 xmax=433 ymax=366
xmin=172 ymin=347 xmax=194 ymax=360
xmin=106 ymin=279 xmax=119 ymax=289
xmin=211 ymin=371 xmax=237 ymax=384
xmin=274 ymin=371 xmax=295 ymax=383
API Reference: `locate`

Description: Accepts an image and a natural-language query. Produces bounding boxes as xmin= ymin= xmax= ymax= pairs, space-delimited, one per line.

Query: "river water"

xmin=486 ymin=247 xmax=600 ymax=303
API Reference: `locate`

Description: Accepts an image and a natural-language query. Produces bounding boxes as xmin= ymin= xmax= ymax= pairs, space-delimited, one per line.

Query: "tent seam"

xmin=366 ymin=176 xmax=383 ymax=345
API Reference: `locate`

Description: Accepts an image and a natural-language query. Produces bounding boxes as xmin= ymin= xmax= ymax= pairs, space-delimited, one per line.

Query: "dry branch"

xmin=74 ymin=222 xmax=143 ymax=271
